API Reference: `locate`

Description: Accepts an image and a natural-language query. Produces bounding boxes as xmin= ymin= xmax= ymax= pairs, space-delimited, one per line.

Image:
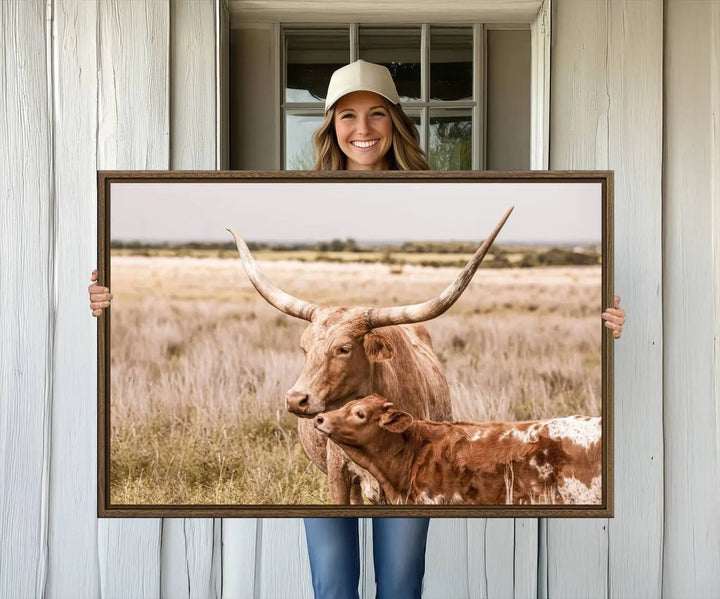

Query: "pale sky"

xmin=110 ymin=181 xmax=603 ymax=245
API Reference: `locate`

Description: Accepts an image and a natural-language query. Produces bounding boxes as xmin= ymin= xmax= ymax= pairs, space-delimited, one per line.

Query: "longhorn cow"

xmin=227 ymin=207 xmax=513 ymax=504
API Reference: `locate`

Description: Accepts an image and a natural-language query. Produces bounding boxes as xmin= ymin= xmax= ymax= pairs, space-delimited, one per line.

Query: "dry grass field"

xmin=109 ymin=255 xmax=602 ymax=505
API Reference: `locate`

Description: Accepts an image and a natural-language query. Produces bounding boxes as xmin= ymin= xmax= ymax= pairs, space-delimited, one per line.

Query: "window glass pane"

xmin=405 ymin=112 xmax=424 ymax=150
xmin=430 ymin=27 xmax=473 ymax=101
xmin=285 ymin=113 xmax=324 ymax=169
xmin=285 ymin=30 xmax=349 ymax=103
xmin=359 ymin=27 xmax=421 ymax=102
xmin=429 ymin=110 xmax=472 ymax=170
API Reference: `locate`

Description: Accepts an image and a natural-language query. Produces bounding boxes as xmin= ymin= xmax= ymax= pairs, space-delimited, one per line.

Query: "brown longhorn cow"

xmin=227 ymin=207 xmax=513 ymax=504
xmin=314 ymin=395 xmax=602 ymax=505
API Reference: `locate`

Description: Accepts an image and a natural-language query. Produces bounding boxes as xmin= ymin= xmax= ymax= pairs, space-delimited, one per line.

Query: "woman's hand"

xmin=89 ymin=269 xmax=112 ymax=317
xmin=602 ymin=295 xmax=625 ymax=339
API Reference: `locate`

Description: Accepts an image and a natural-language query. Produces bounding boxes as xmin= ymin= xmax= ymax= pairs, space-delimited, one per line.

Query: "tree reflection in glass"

xmin=429 ymin=111 xmax=472 ymax=170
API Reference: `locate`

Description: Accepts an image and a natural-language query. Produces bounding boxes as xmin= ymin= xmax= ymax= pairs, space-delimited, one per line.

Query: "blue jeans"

xmin=303 ymin=517 xmax=430 ymax=599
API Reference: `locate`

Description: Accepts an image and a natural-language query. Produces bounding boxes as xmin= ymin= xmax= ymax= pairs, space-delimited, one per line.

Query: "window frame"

xmin=275 ymin=7 xmax=550 ymax=171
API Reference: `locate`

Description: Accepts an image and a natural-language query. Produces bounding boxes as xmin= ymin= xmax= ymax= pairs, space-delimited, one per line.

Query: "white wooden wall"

xmin=662 ymin=0 xmax=720 ymax=594
xmin=1 ymin=0 xmax=718 ymax=597
xmin=549 ymin=1 xmax=664 ymax=596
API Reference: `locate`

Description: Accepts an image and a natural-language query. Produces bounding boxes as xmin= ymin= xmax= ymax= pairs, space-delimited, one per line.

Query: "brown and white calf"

xmin=314 ymin=395 xmax=602 ymax=505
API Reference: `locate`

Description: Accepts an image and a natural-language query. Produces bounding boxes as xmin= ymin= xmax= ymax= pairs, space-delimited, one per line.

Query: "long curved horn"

xmin=227 ymin=228 xmax=318 ymax=321
xmin=366 ymin=206 xmax=514 ymax=328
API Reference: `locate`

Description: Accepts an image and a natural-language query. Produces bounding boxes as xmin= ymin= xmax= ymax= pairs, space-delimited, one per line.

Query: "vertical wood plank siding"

xmin=513 ymin=518 xmax=539 ymax=598
xmin=163 ymin=2 xmax=221 ymax=598
xmin=222 ymin=519 xmax=258 ymax=598
xmin=96 ymin=1 xmax=169 ymax=595
xmin=361 ymin=518 xmax=374 ymax=598
xmin=46 ymin=1 xmax=100 ymax=596
xmin=161 ymin=519 xmax=217 ymax=599
xmin=424 ymin=518 xmax=472 ymax=598
xmin=483 ymin=520 xmax=516 ymax=597
xmin=606 ymin=1 xmax=664 ymax=596
xmin=663 ymin=1 xmax=720 ymax=595
xmin=258 ymin=519 xmax=314 ymax=598
xmin=549 ymin=1 xmax=664 ymax=597
xmin=2 ymin=1 xmax=720 ymax=597
xmin=170 ymin=0 xmax=216 ymax=170
xmin=548 ymin=2 xmax=610 ymax=593
xmin=0 ymin=2 xmax=52 ymax=598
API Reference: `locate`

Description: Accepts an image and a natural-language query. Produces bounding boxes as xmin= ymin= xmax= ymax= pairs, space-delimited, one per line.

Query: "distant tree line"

xmin=111 ymin=238 xmax=500 ymax=253
xmin=111 ymin=239 xmax=363 ymax=252
xmin=110 ymin=239 xmax=600 ymax=266
xmin=519 ymin=248 xmax=600 ymax=267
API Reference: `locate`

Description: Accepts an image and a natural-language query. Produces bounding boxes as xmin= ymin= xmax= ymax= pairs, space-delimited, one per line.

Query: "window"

xmin=281 ymin=24 xmax=530 ymax=171
xmin=228 ymin=23 xmax=532 ymax=171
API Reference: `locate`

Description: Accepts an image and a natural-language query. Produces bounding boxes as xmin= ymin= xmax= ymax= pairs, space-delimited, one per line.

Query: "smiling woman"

xmin=311 ymin=59 xmax=430 ymax=171
xmin=303 ymin=59 xmax=435 ymax=599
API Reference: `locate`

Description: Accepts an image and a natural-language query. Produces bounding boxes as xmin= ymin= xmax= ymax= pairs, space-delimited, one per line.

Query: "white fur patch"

xmin=417 ymin=490 xmax=463 ymax=504
xmin=503 ymin=463 xmax=515 ymax=504
xmin=499 ymin=422 xmax=544 ymax=444
xmin=529 ymin=456 xmax=554 ymax=480
xmin=545 ymin=416 xmax=601 ymax=449
xmin=360 ymin=476 xmax=380 ymax=503
xmin=419 ymin=491 xmax=447 ymax=505
xmin=558 ymin=475 xmax=602 ymax=504
xmin=346 ymin=461 xmax=382 ymax=503
xmin=528 ymin=484 xmax=556 ymax=504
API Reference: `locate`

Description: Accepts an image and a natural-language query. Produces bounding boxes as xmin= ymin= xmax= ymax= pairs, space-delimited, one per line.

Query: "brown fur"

xmin=287 ymin=306 xmax=451 ymax=504
xmin=315 ymin=395 xmax=602 ymax=505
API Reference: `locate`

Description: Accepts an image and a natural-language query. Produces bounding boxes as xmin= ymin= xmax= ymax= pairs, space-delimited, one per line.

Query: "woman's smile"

xmin=350 ymin=139 xmax=379 ymax=149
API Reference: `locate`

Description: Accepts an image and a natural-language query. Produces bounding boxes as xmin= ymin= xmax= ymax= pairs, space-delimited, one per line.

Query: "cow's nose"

xmin=315 ymin=415 xmax=324 ymax=425
xmin=286 ymin=390 xmax=310 ymax=413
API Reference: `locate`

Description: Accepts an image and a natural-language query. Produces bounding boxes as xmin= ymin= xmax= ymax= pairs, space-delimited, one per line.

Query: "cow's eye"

xmin=337 ymin=346 xmax=351 ymax=355
xmin=356 ymin=411 xmax=365 ymax=420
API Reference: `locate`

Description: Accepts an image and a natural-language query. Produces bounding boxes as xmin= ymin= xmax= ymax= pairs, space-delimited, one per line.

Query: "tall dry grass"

xmin=110 ymin=256 xmax=601 ymax=504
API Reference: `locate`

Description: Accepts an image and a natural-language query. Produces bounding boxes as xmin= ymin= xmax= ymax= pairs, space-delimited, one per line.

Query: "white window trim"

xmin=256 ymin=2 xmax=550 ymax=171
xmin=530 ymin=0 xmax=551 ymax=170
xmin=229 ymin=1 xmax=544 ymax=24
xmin=473 ymin=23 xmax=485 ymax=170
xmin=273 ymin=23 xmax=282 ymax=169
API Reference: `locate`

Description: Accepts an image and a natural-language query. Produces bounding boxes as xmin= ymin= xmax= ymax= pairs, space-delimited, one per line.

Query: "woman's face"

xmin=333 ymin=91 xmax=393 ymax=170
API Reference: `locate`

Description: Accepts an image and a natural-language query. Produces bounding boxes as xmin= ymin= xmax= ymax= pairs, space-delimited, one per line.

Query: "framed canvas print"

xmin=97 ymin=170 xmax=613 ymax=517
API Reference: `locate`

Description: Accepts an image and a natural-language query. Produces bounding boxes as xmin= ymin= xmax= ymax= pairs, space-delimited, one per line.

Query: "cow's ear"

xmin=363 ymin=333 xmax=394 ymax=362
xmin=379 ymin=410 xmax=413 ymax=433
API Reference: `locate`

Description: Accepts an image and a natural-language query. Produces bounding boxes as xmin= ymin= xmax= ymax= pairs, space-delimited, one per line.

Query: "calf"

xmin=314 ymin=395 xmax=601 ymax=505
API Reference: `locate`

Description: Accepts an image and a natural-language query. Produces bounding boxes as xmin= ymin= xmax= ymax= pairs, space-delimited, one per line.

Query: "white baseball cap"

xmin=324 ymin=59 xmax=401 ymax=112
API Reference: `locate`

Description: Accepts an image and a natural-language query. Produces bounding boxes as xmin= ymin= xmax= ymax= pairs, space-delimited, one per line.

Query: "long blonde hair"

xmin=312 ymin=100 xmax=430 ymax=171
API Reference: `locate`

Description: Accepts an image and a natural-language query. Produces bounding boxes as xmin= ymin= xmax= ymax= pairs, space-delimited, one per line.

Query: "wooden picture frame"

xmin=97 ymin=170 xmax=613 ymax=518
